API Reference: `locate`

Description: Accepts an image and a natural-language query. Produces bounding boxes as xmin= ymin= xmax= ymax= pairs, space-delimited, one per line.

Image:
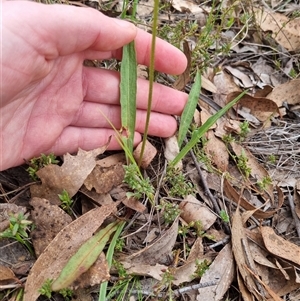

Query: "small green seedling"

xmin=157 ymin=200 xmax=181 ymax=225
xmin=58 ymin=189 xmax=73 ymax=214
xmin=123 ymin=163 xmax=154 ymax=201
xmin=193 ymin=259 xmax=210 ymax=278
xmin=236 ymin=150 xmax=252 ymax=178
xmin=257 ymin=176 xmax=272 ymax=191
xmin=39 ymin=279 xmax=73 ymax=300
xmin=165 ymin=166 xmax=195 ymax=198
xmin=220 ymin=210 xmax=230 ymax=223
xmin=39 ymin=279 xmax=53 ymax=299
xmin=0 ymin=212 xmax=33 ymax=253
xmin=27 ymin=153 xmax=59 ymax=180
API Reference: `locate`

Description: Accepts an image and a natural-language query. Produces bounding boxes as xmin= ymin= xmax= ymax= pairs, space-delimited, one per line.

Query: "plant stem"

xmin=138 ymin=0 xmax=159 ymax=167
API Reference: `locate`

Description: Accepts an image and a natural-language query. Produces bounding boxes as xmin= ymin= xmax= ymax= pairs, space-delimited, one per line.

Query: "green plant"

xmin=257 ymin=176 xmax=272 ymax=191
xmin=193 ymin=259 xmax=210 ymax=278
xmin=123 ymin=163 xmax=155 ymax=201
xmin=165 ymin=167 xmax=195 ymax=198
xmin=220 ymin=210 xmax=230 ymax=223
xmin=59 ymin=288 xmax=73 ymax=300
xmin=236 ymin=150 xmax=252 ymax=178
xmin=239 ymin=121 xmax=250 ymax=141
xmin=27 ymin=153 xmax=59 ymax=180
xmin=157 ymin=200 xmax=181 ymax=224
xmin=58 ymin=189 xmax=73 ymax=214
xmin=171 ymin=91 xmax=247 ymax=167
xmin=178 ymin=220 xmax=204 ymax=237
xmin=0 ymin=212 xmax=33 ymax=253
xmin=39 ymin=279 xmax=53 ymax=299
xmin=99 ymin=221 xmax=126 ymax=301
xmin=267 ymin=154 xmax=277 ymax=164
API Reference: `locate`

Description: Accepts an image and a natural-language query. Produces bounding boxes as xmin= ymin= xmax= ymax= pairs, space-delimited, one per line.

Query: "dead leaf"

xmin=267 ymin=79 xmax=300 ymax=108
xmin=133 ymin=140 xmax=157 ymax=169
xmin=84 ymin=163 xmax=125 ymax=194
xmin=255 ymin=9 xmax=300 ymax=51
xmin=204 ymin=130 xmax=229 ymax=171
xmin=24 ymin=203 xmax=116 ymax=301
xmin=120 ymin=262 xmax=167 ymax=280
xmin=0 ymin=265 xmax=18 ymax=283
xmin=136 ymin=0 xmax=154 ymax=16
xmin=261 ymin=226 xmax=300 ymax=266
xmin=231 ymin=208 xmax=261 ymax=300
xmin=164 ymin=136 xmax=182 ymax=170
xmin=229 ymin=91 xmax=279 ymax=121
xmin=179 ymin=195 xmax=217 ymax=231
xmin=29 ymin=197 xmax=72 ymax=257
xmin=121 ymin=218 xmax=178 ymax=269
xmin=173 ymin=41 xmax=191 ymax=91
xmin=31 ymin=147 xmax=106 ymax=205
xmin=224 ymin=180 xmax=283 ymax=219
xmin=121 ymin=196 xmax=146 ymax=213
xmin=245 ymin=265 xmax=284 ymax=301
xmin=171 ymin=0 xmax=205 ymax=14
xmin=197 ymin=244 xmax=235 ymax=301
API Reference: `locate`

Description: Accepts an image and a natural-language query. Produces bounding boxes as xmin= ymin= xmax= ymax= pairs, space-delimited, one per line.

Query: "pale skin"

xmin=0 ymin=1 xmax=188 ymax=171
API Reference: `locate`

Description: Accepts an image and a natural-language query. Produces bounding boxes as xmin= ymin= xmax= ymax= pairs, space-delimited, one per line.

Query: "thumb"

xmin=4 ymin=1 xmax=137 ymax=58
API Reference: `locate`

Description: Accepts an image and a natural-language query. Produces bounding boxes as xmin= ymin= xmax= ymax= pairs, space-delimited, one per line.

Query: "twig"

xmin=189 ymin=147 xmax=231 ymax=234
xmin=287 ymin=192 xmax=300 ymax=238
xmin=108 ymin=279 xmax=218 ymax=299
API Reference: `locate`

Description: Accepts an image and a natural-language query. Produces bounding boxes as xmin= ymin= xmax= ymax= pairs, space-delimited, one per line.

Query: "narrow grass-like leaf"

xmin=177 ymin=70 xmax=201 ymax=148
xmin=120 ymin=41 xmax=137 ymax=154
xmin=171 ymin=91 xmax=247 ymax=167
xmin=51 ymin=221 xmax=120 ymax=291
xmin=98 ymin=221 xmax=126 ymax=301
xmin=138 ymin=0 xmax=159 ymax=167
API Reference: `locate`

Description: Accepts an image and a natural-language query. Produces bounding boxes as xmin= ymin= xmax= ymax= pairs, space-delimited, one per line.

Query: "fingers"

xmin=70 ymin=102 xmax=178 ymax=137
xmin=112 ymin=29 xmax=187 ymax=75
xmin=83 ymin=67 xmax=188 ymax=116
xmin=5 ymin=1 xmax=186 ymax=74
xmin=5 ymin=1 xmax=137 ymax=58
xmin=47 ymin=127 xmax=142 ymax=155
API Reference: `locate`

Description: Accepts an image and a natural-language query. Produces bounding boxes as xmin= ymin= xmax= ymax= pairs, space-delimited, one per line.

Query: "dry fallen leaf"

xmin=29 ymin=197 xmax=72 ymax=257
xmin=197 ymin=243 xmax=235 ymax=301
xmin=255 ymin=9 xmax=300 ymax=51
xmin=31 ymin=147 xmax=106 ymax=205
xmin=231 ymin=208 xmax=261 ymax=300
xmin=230 ymin=91 xmax=279 ymax=121
xmin=84 ymin=163 xmax=125 ymax=194
xmin=204 ymin=130 xmax=229 ymax=172
xmin=164 ymin=136 xmax=182 ymax=170
xmin=179 ymin=195 xmax=217 ymax=231
xmin=133 ymin=140 xmax=157 ymax=169
xmin=267 ymin=79 xmax=300 ymax=108
xmin=261 ymin=226 xmax=300 ymax=266
xmin=24 ymin=203 xmax=116 ymax=301
xmin=121 ymin=218 xmax=178 ymax=273
xmin=0 ymin=265 xmax=18 ymax=283
xmin=171 ymin=0 xmax=205 ymax=14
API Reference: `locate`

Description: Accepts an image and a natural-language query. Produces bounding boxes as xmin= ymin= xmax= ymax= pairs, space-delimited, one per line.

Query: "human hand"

xmin=0 ymin=1 xmax=188 ymax=171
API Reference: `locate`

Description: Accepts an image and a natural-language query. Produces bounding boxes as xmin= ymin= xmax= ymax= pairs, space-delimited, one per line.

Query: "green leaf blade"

xmin=120 ymin=41 xmax=137 ymax=154
xmin=172 ymin=91 xmax=247 ymax=166
xmin=51 ymin=221 xmax=120 ymax=291
xmin=177 ymin=70 xmax=202 ymax=148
